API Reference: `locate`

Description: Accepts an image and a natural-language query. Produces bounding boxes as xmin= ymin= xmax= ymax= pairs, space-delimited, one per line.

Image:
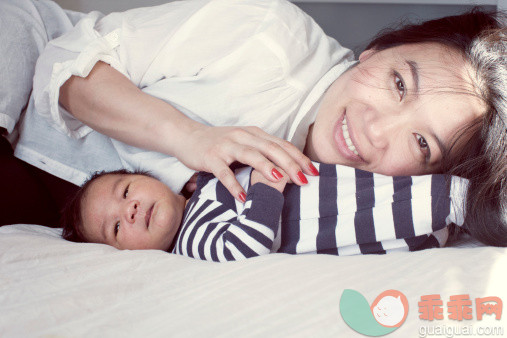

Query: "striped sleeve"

xmin=173 ymin=178 xmax=284 ymax=262
xmin=279 ymin=163 xmax=462 ymax=256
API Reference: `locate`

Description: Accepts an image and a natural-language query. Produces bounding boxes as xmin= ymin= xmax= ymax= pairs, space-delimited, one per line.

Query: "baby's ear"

xmin=359 ymin=49 xmax=376 ymax=62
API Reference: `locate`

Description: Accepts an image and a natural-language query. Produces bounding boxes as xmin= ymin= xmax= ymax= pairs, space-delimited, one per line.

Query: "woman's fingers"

xmin=179 ymin=125 xmax=319 ymax=202
xmin=273 ymin=137 xmax=320 ymax=176
xmin=234 ymin=144 xmax=304 ymax=185
xmin=236 ymin=127 xmax=319 ymax=185
xmin=250 ymin=168 xmax=289 ymax=193
xmin=206 ymin=159 xmax=247 ymax=202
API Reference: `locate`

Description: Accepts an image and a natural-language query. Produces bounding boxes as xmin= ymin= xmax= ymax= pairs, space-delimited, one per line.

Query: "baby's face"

xmin=80 ymin=173 xmax=186 ymax=251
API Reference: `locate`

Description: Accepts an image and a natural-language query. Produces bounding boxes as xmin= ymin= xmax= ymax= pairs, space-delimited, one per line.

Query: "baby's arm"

xmin=173 ymin=173 xmax=285 ymax=262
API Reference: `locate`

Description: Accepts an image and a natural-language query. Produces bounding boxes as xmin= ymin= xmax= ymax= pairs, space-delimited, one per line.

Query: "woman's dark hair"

xmin=60 ymin=169 xmax=144 ymax=243
xmin=366 ymin=8 xmax=506 ymax=246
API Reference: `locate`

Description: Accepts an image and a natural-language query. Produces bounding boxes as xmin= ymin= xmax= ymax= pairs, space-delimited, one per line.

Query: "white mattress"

xmin=1 ymin=223 xmax=505 ymax=337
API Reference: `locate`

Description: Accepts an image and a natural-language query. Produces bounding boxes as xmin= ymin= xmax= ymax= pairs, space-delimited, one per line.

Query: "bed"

xmin=1 ymin=223 xmax=505 ymax=336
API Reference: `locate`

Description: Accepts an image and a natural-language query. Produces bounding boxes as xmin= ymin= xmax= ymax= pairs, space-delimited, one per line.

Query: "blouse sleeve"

xmin=32 ymin=0 xmax=211 ymax=138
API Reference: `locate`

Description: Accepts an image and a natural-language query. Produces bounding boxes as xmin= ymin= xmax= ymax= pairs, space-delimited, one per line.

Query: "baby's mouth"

xmin=145 ymin=205 xmax=154 ymax=228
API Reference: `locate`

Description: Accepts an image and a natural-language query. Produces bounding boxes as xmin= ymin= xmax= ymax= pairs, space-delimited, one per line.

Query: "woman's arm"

xmin=59 ymin=62 xmax=316 ymax=201
xmin=60 ymin=62 xmax=193 ymax=157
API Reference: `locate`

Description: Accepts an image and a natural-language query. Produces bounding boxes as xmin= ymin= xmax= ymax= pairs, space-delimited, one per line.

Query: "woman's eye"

xmin=394 ymin=72 xmax=406 ymax=100
xmin=114 ymin=222 xmax=120 ymax=236
xmin=415 ymin=133 xmax=431 ymax=159
xmin=123 ymin=184 xmax=130 ymax=199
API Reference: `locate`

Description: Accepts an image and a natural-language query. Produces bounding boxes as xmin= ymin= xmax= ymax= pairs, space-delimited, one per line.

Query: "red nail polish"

xmin=297 ymin=171 xmax=308 ymax=184
xmin=309 ymin=163 xmax=319 ymax=176
xmin=271 ymin=168 xmax=284 ymax=180
xmin=239 ymin=192 xmax=247 ymax=203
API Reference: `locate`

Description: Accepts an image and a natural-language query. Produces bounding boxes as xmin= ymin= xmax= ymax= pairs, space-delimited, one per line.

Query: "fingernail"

xmin=271 ymin=168 xmax=284 ymax=180
xmin=239 ymin=192 xmax=247 ymax=203
xmin=297 ymin=171 xmax=308 ymax=184
xmin=309 ymin=163 xmax=319 ymax=176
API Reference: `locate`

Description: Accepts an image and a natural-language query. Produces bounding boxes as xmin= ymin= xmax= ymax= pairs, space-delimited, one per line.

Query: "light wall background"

xmin=52 ymin=0 xmax=495 ymax=53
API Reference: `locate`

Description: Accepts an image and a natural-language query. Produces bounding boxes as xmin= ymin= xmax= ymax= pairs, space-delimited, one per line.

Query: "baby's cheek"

xmin=152 ymin=203 xmax=181 ymax=238
xmin=151 ymin=202 xmax=172 ymax=230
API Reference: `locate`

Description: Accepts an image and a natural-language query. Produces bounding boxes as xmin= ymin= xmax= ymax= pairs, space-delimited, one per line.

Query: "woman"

xmin=8 ymin=0 xmax=507 ymax=245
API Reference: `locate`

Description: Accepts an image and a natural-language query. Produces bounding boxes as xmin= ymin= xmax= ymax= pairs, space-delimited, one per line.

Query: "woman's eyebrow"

xmin=407 ymin=60 xmax=419 ymax=98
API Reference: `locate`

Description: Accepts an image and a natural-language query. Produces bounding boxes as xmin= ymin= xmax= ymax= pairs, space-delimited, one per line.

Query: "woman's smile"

xmin=305 ymin=42 xmax=485 ymax=176
xmin=333 ymin=111 xmax=364 ymax=162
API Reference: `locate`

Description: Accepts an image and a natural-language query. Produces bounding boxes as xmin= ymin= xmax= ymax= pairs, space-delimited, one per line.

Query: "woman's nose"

xmin=124 ymin=200 xmax=140 ymax=224
xmin=364 ymin=111 xmax=401 ymax=150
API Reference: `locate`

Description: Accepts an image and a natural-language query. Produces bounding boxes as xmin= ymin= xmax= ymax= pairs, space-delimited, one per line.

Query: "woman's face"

xmin=305 ymin=42 xmax=485 ymax=175
xmin=80 ymin=173 xmax=186 ymax=251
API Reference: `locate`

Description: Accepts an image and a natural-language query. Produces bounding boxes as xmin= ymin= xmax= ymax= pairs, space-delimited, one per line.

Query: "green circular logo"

xmin=340 ymin=289 xmax=409 ymax=336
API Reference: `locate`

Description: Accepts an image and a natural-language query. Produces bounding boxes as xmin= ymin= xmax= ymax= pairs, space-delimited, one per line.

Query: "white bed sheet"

xmin=1 ymin=223 xmax=506 ymax=337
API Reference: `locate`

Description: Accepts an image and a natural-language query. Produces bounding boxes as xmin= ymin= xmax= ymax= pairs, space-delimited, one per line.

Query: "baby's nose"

xmin=125 ymin=200 xmax=140 ymax=223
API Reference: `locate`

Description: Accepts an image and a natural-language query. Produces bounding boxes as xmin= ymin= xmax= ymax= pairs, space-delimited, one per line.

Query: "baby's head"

xmin=61 ymin=169 xmax=186 ymax=251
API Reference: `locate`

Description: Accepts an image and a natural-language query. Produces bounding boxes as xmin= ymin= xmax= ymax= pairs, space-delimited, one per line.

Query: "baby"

xmin=61 ymin=167 xmax=286 ymax=252
xmin=62 ymin=164 xmax=456 ymax=261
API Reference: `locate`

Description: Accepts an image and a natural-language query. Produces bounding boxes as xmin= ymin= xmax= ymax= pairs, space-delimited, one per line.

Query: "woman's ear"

xmin=358 ymin=49 xmax=376 ymax=62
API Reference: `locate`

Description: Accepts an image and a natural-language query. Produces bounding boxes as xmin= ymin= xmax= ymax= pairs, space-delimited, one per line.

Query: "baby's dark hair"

xmin=60 ymin=169 xmax=152 ymax=243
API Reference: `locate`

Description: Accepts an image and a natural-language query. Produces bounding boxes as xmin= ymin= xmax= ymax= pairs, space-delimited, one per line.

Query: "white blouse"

xmin=24 ymin=0 xmax=355 ymax=192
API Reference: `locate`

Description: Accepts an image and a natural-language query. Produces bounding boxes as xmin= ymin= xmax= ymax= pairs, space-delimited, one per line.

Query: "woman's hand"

xmin=250 ymin=168 xmax=289 ymax=194
xmin=60 ymin=62 xmax=318 ymax=202
xmin=176 ymin=124 xmax=318 ymax=202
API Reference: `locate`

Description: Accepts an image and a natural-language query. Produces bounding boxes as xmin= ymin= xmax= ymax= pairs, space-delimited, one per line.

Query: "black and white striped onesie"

xmin=172 ymin=163 xmax=463 ymax=262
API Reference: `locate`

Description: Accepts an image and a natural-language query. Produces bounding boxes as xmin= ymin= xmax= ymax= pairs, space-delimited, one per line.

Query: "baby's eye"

xmin=394 ymin=72 xmax=406 ymax=100
xmin=123 ymin=184 xmax=130 ymax=199
xmin=415 ymin=133 xmax=431 ymax=159
xmin=114 ymin=222 xmax=120 ymax=236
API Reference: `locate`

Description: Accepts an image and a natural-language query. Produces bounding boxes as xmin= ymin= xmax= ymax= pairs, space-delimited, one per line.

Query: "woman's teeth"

xmin=342 ymin=116 xmax=359 ymax=156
